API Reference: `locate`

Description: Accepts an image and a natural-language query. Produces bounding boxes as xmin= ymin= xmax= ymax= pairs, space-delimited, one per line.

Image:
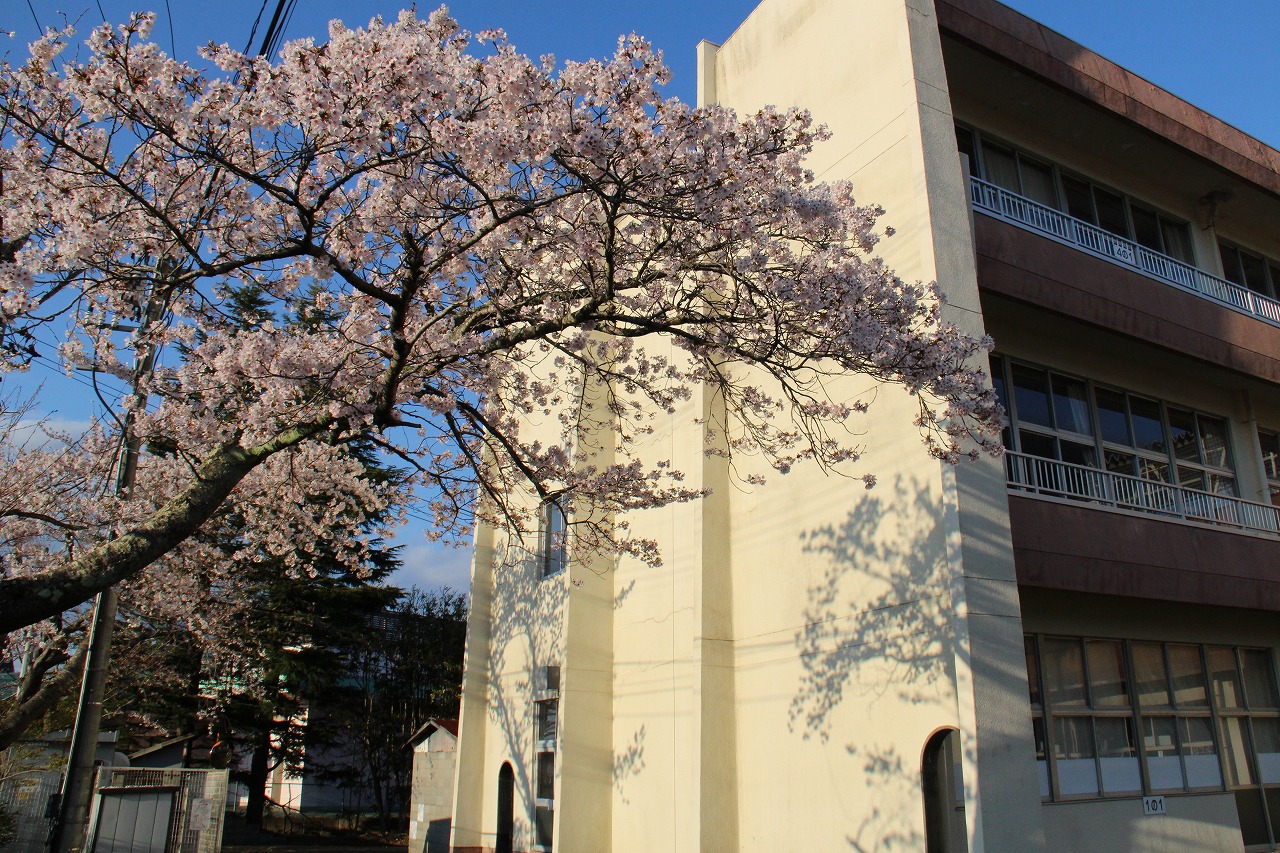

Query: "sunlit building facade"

xmin=451 ymin=0 xmax=1280 ymax=850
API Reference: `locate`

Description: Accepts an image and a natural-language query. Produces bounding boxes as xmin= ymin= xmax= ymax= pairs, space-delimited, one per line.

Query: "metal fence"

xmin=1005 ymin=451 xmax=1280 ymax=535
xmin=969 ymin=177 xmax=1280 ymax=327
xmin=0 ymin=770 xmax=60 ymax=853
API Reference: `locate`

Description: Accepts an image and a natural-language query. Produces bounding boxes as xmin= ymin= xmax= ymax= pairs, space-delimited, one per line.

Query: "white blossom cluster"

xmin=0 ymin=9 xmax=1002 ymax=635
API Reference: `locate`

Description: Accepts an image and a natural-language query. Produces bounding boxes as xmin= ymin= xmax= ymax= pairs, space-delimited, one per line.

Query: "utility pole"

xmin=48 ymin=7 xmax=285 ymax=844
xmin=50 ymin=288 xmax=167 ymax=853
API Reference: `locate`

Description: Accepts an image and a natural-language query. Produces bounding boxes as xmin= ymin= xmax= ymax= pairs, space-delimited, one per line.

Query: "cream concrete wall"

xmin=453 ymin=374 xmax=576 ymax=850
xmin=556 ymin=374 xmax=617 ymax=853
xmin=455 ymin=339 xmax=639 ymax=851
xmin=703 ymin=0 xmax=1044 ymax=850
xmin=606 ymin=331 xmax=737 ymax=852
xmin=410 ymin=733 xmax=457 ymax=853
xmin=455 ymin=537 xmax=569 ymax=852
xmin=453 ymin=511 xmax=496 ymax=851
xmin=449 ymin=0 xmax=1163 ymax=850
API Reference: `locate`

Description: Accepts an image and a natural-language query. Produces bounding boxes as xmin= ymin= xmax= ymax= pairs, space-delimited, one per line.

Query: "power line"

xmin=27 ymin=354 xmax=128 ymax=401
xmin=257 ymin=0 xmax=298 ymax=59
xmin=276 ymin=0 xmax=298 ymax=53
xmin=25 ymin=0 xmax=42 ymax=32
xmin=162 ymin=0 xmax=177 ymax=56
xmin=243 ymin=0 xmax=271 ymax=55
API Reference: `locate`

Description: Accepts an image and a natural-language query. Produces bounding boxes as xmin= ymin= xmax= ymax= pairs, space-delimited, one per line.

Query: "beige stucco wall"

xmin=453 ymin=365 xmax=619 ymax=852
xmin=410 ymin=732 xmax=457 ymax=853
xmin=452 ymin=367 xmax=573 ymax=850
xmin=456 ymin=0 xmax=1046 ymax=850
xmin=689 ymin=0 xmax=1043 ymax=850
xmin=453 ymin=524 xmax=570 ymax=851
xmin=453 ymin=0 xmax=1279 ymax=850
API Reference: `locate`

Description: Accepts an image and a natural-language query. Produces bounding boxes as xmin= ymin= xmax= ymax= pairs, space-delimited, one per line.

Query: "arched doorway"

xmin=922 ymin=729 xmax=969 ymax=853
xmin=496 ymin=762 xmax=515 ymax=853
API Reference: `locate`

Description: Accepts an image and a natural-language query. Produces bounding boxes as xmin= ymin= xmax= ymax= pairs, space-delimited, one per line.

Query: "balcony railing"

xmin=969 ymin=177 xmax=1280 ymax=327
xmin=1005 ymin=450 xmax=1280 ymax=536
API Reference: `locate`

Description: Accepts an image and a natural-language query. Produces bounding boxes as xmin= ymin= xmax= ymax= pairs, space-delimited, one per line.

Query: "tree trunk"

xmin=245 ymin=727 xmax=271 ymax=829
xmin=0 ymin=425 xmax=327 ymax=634
xmin=0 ymin=642 xmax=87 ymax=750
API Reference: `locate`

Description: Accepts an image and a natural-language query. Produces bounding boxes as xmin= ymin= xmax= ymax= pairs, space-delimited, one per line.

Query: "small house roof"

xmin=404 ymin=717 xmax=459 ymax=750
xmin=127 ymin=734 xmax=196 ymax=761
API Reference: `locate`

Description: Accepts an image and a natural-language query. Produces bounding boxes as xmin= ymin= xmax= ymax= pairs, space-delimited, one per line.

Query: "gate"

xmin=87 ymin=768 xmax=228 ymax=853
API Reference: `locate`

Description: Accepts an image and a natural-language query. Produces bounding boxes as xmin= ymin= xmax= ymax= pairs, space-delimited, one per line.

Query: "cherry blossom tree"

xmin=0 ymin=402 xmax=402 ymax=749
xmin=0 ymin=9 xmax=1002 ymax=638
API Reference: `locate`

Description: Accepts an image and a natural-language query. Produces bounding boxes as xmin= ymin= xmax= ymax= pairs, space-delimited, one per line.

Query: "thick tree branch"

xmin=0 ymin=422 xmax=330 ymax=634
xmin=0 ymin=640 xmax=88 ymax=751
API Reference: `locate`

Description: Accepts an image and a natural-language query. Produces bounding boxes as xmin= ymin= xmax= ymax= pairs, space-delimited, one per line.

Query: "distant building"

xmin=452 ymin=0 xmax=1280 ymax=850
xmin=406 ymin=719 xmax=458 ymax=853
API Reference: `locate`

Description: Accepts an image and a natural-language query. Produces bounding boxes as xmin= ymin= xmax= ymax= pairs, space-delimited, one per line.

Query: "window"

xmin=535 ymin=752 xmax=555 ymax=848
xmin=991 ymin=355 xmax=1238 ymax=497
xmin=537 ymin=501 xmax=567 ymax=577
xmin=977 ymin=138 xmax=1058 ymax=209
xmin=1029 ymin=636 xmax=1142 ymax=798
xmin=1027 ymin=636 xmax=1280 ymax=846
xmin=1260 ymin=430 xmax=1280 ymax=506
xmin=537 ymin=696 xmax=558 ymax=741
xmin=533 ymin=664 xmax=560 ymax=850
xmin=1220 ymin=242 xmax=1280 ymax=299
xmin=958 ymin=123 xmax=1195 ymax=265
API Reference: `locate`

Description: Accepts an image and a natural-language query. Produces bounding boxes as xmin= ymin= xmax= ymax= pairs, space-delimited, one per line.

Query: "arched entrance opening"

xmin=496 ymin=762 xmax=515 ymax=853
xmin=922 ymin=728 xmax=969 ymax=853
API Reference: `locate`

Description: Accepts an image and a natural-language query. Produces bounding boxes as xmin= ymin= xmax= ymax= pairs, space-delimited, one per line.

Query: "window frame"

xmin=956 ymin=121 xmax=1196 ymax=266
xmin=1219 ymin=240 xmax=1280 ymax=300
xmin=1028 ymin=634 xmax=1280 ymax=846
xmin=532 ymin=664 xmax=560 ymax=851
xmin=536 ymin=500 xmax=568 ymax=578
xmin=991 ymin=354 xmax=1238 ymax=497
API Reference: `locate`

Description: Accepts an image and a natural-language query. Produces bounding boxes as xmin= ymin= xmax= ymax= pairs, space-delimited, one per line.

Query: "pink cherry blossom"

xmin=0 ymin=9 xmax=1002 ymax=635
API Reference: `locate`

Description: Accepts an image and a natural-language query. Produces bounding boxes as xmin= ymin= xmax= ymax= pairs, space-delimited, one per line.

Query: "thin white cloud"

xmin=391 ymin=541 xmax=474 ymax=595
xmin=8 ymin=418 xmax=94 ymax=451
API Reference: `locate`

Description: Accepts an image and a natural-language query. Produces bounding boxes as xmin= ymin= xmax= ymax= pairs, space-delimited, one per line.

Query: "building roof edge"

xmin=936 ymin=0 xmax=1280 ymax=198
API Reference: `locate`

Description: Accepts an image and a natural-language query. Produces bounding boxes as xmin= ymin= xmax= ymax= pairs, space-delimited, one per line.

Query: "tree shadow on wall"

xmin=789 ymin=475 xmax=955 ymax=850
xmin=481 ymin=538 xmax=570 ymax=848
xmin=611 ymin=724 xmax=646 ymax=805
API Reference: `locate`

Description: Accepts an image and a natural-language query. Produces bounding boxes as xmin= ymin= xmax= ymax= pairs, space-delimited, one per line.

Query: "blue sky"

xmin=5 ymin=0 xmax=1279 ymax=592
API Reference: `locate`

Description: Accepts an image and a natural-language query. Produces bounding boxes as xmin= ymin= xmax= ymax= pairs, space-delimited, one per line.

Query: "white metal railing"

xmin=1005 ymin=450 xmax=1280 ymax=535
xmin=969 ymin=177 xmax=1280 ymax=327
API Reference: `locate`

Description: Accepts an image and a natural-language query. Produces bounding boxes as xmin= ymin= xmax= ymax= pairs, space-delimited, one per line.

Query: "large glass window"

xmin=993 ymin=355 xmax=1237 ymax=497
xmin=959 ymin=123 xmax=1194 ymax=265
xmin=1027 ymin=636 xmax=1280 ymax=845
xmin=1220 ymin=242 xmax=1280 ymax=299
xmin=973 ymin=138 xmax=1058 ymax=208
